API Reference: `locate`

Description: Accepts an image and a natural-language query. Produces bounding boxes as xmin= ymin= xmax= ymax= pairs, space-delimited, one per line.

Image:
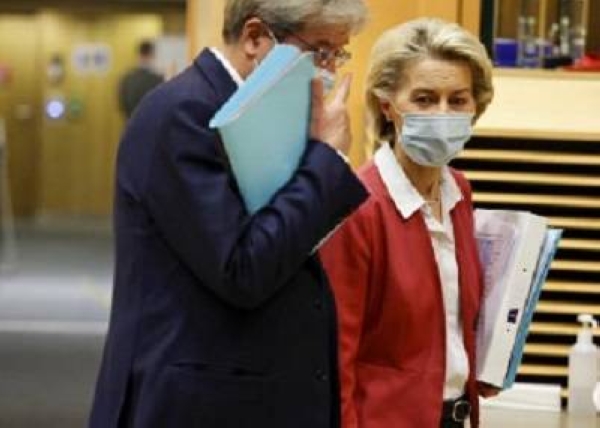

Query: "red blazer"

xmin=320 ymin=162 xmax=483 ymax=428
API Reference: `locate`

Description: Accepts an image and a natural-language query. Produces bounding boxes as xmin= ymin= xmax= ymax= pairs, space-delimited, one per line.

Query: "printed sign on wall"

xmin=72 ymin=44 xmax=112 ymax=75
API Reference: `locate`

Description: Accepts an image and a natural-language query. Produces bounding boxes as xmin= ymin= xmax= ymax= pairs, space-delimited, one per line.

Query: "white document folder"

xmin=475 ymin=209 xmax=548 ymax=387
xmin=209 ymin=45 xmax=315 ymax=213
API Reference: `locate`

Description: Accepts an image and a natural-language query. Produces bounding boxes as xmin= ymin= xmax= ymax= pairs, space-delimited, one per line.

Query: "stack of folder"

xmin=475 ymin=209 xmax=562 ymax=388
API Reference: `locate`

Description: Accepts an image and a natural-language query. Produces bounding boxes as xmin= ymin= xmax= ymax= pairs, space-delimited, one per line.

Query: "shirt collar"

xmin=374 ymin=142 xmax=463 ymax=219
xmin=440 ymin=167 xmax=463 ymax=216
xmin=210 ymin=48 xmax=244 ymax=86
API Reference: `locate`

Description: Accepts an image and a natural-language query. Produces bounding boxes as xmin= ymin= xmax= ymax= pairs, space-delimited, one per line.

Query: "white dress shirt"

xmin=374 ymin=142 xmax=469 ymax=400
xmin=210 ymin=47 xmax=244 ymax=86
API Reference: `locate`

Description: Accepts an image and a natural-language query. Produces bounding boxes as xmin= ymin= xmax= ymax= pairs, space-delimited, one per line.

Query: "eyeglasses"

xmin=287 ymin=33 xmax=351 ymax=68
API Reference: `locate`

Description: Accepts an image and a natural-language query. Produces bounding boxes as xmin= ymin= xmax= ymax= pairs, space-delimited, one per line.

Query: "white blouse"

xmin=374 ymin=143 xmax=469 ymax=400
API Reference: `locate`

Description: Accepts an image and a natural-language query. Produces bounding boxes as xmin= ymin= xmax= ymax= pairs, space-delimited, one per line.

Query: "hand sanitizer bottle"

xmin=568 ymin=314 xmax=599 ymax=415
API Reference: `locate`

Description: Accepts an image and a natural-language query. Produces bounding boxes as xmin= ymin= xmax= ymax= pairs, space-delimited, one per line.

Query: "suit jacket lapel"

xmin=194 ymin=48 xmax=238 ymax=108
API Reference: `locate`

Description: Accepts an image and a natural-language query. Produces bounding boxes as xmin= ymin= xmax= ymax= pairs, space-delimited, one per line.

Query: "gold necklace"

xmin=424 ymin=190 xmax=441 ymax=204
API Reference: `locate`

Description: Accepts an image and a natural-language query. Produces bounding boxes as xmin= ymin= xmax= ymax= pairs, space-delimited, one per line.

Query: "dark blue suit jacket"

xmin=89 ymin=49 xmax=367 ymax=428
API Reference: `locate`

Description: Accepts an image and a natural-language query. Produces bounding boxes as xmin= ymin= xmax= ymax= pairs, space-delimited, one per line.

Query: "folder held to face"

xmin=210 ymin=45 xmax=315 ymax=213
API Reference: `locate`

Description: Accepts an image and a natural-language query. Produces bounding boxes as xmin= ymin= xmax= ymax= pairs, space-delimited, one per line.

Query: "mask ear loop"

xmin=380 ymin=97 xmax=402 ymax=149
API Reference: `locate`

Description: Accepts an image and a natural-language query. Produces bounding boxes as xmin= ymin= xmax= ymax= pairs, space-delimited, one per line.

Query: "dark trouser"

xmin=439 ymin=396 xmax=470 ymax=428
xmin=440 ymin=418 xmax=464 ymax=428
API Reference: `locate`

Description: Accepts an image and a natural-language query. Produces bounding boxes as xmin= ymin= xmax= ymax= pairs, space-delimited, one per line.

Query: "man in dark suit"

xmin=90 ymin=1 xmax=368 ymax=427
xmin=118 ymin=40 xmax=164 ymax=118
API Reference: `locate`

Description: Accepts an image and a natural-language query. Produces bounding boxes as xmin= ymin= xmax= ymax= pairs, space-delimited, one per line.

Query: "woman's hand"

xmin=477 ymin=381 xmax=501 ymax=398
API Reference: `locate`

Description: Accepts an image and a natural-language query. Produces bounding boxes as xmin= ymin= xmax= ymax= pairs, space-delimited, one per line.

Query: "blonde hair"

xmin=223 ymin=0 xmax=368 ymax=43
xmin=365 ymin=18 xmax=494 ymax=149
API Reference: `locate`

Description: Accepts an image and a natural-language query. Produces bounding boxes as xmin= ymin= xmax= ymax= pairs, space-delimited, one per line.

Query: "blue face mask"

xmin=398 ymin=112 xmax=474 ymax=167
xmin=317 ymin=68 xmax=336 ymax=94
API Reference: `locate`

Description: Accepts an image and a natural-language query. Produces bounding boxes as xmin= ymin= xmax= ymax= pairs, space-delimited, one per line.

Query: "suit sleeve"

xmin=319 ymin=203 xmax=372 ymax=428
xmin=138 ymin=99 xmax=368 ymax=309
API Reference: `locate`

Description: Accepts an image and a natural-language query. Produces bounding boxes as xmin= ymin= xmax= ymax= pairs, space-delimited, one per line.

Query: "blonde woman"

xmin=320 ymin=18 xmax=498 ymax=428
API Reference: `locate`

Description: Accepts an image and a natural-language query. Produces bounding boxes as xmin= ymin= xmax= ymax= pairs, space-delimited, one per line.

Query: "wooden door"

xmin=37 ymin=11 xmax=164 ymax=217
xmin=0 ymin=14 xmax=40 ymax=217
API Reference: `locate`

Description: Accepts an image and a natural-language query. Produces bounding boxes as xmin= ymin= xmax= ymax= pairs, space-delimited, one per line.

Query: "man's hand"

xmin=310 ymin=74 xmax=353 ymax=156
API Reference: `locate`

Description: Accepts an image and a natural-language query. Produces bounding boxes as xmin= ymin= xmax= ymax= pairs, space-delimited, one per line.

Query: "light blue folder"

xmin=503 ymin=228 xmax=563 ymax=388
xmin=209 ymin=45 xmax=315 ymax=213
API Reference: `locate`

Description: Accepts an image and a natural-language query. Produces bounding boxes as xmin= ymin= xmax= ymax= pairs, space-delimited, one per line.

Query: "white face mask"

xmin=317 ymin=68 xmax=336 ymax=94
xmin=397 ymin=112 xmax=474 ymax=167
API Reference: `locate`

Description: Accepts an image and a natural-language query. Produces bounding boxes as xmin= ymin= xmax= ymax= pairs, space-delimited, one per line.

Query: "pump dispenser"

xmin=568 ymin=314 xmax=599 ymax=415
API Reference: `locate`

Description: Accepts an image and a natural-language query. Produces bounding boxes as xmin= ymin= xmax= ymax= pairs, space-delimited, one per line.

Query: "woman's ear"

xmin=378 ymin=97 xmax=394 ymax=122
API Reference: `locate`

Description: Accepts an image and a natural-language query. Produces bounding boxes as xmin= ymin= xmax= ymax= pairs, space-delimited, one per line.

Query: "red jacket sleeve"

xmin=320 ymin=203 xmax=372 ymax=428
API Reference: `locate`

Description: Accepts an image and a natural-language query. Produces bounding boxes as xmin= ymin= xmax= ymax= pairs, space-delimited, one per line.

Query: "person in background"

xmin=118 ymin=40 xmax=163 ymax=118
xmin=89 ymin=1 xmax=368 ymax=427
xmin=320 ymin=18 xmax=499 ymax=428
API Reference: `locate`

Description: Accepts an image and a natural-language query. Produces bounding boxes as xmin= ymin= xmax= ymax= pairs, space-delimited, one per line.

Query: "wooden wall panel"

xmin=1 ymin=8 xmax=185 ymax=219
xmin=418 ymin=0 xmax=461 ymax=22
xmin=474 ymin=69 xmax=600 ymax=141
xmin=461 ymin=0 xmax=482 ymax=36
xmin=187 ymin=0 xmax=224 ymax=60
xmin=0 ymin=15 xmax=40 ymax=217
xmin=35 ymin=11 xmax=176 ymax=217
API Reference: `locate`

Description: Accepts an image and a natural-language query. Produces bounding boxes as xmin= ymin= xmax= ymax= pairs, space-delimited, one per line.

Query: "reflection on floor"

xmin=0 ymin=221 xmax=112 ymax=428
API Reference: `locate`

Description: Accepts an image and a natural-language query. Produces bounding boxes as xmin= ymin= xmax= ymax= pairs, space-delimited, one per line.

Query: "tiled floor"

xmin=0 ymin=222 xmax=112 ymax=428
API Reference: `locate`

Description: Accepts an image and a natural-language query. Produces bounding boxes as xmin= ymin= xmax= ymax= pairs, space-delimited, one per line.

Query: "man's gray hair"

xmin=223 ymin=0 xmax=368 ymax=43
